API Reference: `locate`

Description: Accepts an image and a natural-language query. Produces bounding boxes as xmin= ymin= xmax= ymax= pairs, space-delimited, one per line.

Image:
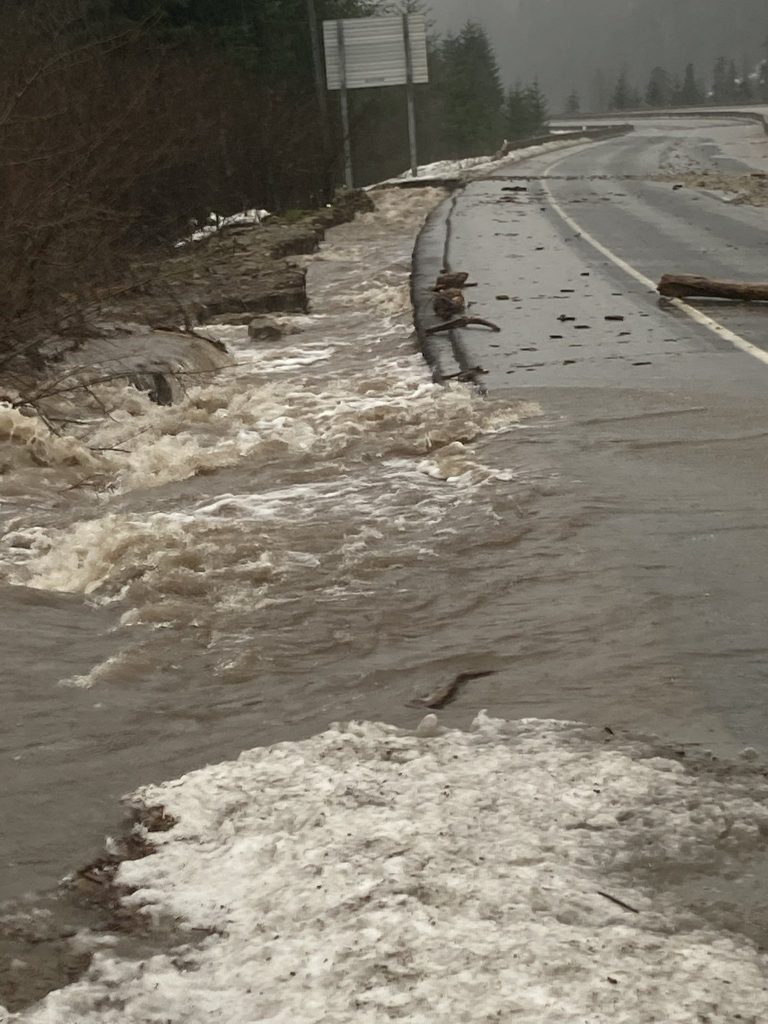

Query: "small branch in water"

xmin=432 ymin=283 xmax=478 ymax=291
xmin=85 ymin=424 xmax=152 ymax=454
xmin=409 ymin=671 xmax=497 ymax=710
xmin=597 ymin=891 xmax=640 ymax=914
xmin=65 ymin=473 xmax=108 ymax=490
xmin=425 ymin=316 xmax=501 ymax=336
xmin=42 ymin=415 xmax=100 ymax=426
xmin=440 ymin=365 xmax=488 ymax=383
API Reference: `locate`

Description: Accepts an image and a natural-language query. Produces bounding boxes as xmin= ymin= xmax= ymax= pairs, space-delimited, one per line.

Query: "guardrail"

xmin=553 ymin=107 xmax=768 ymax=135
xmin=497 ymin=123 xmax=635 ymax=157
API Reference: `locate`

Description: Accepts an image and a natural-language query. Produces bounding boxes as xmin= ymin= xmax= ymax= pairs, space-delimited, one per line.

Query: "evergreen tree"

xmin=736 ymin=63 xmax=754 ymax=101
xmin=104 ymin=0 xmax=376 ymax=80
xmin=627 ymin=85 xmax=642 ymax=108
xmin=504 ymin=85 xmax=526 ymax=139
xmin=727 ymin=59 xmax=740 ymax=100
xmin=610 ymin=69 xmax=632 ymax=110
xmin=588 ymin=69 xmax=609 ymax=112
xmin=645 ymin=66 xmax=671 ymax=107
xmin=524 ymin=80 xmax=549 ymax=133
xmin=711 ymin=56 xmax=729 ymax=102
xmin=504 ymin=80 xmax=549 ymax=139
xmin=479 ymin=0 xmax=768 ymax=116
xmin=678 ymin=63 xmax=704 ymax=105
xmin=436 ymin=21 xmax=505 ymax=158
xmin=759 ymin=60 xmax=768 ymax=101
xmin=711 ymin=56 xmax=739 ymax=103
xmin=565 ymin=89 xmax=580 ymax=114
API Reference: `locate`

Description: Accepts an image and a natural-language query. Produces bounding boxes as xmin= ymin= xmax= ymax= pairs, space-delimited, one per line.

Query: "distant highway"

xmin=425 ymin=115 xmax=768 ymax=385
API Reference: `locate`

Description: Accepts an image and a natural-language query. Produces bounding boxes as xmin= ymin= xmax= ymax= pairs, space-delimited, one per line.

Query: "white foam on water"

xmin=58 ymin=652 xmax=130 ymax=690
xmin=2 ymin=187 xmax=538 ymax=510
xmin=7 ymin=714 xmax=767 ymax=1023
xmin=14 ymin=444 xmax=517 ymax=610
xmin=0 ymin=404 xmax=99 ymax=472
xmin=232 ymin=346 xmax=336 ymax=372
xmin=0 ymin=185 xmax=540 ymax=686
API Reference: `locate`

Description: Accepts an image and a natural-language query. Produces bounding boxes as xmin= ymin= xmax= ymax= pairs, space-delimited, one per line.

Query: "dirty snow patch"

xmin=7 ymin=714 xmax=768 ymax=1023
xmin=376 ymin=136 xmax=601 ymax=186
xmin=176 ymin=208 xmax=271 ymax=246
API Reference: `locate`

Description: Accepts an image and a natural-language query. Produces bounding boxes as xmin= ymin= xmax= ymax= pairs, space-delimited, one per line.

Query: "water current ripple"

xmin=0 ymin=186 xmax=539 ymax=906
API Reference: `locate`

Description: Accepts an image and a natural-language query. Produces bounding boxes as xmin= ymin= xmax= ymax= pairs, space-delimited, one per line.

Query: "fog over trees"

xmin=428 ymin=0 xmax=767 ymax=110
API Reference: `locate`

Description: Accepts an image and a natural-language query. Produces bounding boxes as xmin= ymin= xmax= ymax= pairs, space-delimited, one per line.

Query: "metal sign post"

xmin=306 ymin=0 xmax=333 ymax=198
xmin=402 ymin=13 xmax=419 ymax=179
xmin=323 ymin=15 xmax=429 ymax=188
xmin=336 ymin=21 xmax=354 ymax=188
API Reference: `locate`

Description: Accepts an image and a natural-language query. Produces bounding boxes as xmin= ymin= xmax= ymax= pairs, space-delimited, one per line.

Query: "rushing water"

xmin=5 ymin=158 xmax=768 ymax=1015
xmin=0 ymin=188 xmax=540 ymax=906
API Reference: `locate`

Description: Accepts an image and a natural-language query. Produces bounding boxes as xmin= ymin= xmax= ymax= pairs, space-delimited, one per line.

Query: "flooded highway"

xmin=0 ymin=188 xmax=538 ymax=907
xmin=3 ymin=116 xmax=768 ymax=1009
xmin=430 ymin=115 xmax=768 ymax=750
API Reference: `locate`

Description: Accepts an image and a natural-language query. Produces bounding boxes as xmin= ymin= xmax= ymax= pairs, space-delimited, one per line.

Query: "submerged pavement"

xmin=415 ymin=116 xmax=768 ymax=755
xmin=4 ymin=120 xmax=768 ymax=1023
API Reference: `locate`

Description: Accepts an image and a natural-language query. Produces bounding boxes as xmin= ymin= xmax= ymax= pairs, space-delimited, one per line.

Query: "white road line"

xmin=539 ymin=152 xmax=768 ymax=368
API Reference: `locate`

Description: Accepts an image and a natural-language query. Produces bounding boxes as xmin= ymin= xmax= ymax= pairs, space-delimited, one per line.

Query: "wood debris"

xmin=658 ymin=274 xmax=768 ymax=301
xmin=409 ymin=670 xmax=497 ymax=710
xmin=425 ymin=316 xmax=501 ymax=335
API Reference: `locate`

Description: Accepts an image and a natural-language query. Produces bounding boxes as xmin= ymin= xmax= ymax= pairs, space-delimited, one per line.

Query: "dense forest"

xmin=0 ymin=1 xmax=537 ymax=361
xmin=561 ymin=54 xmax=768 ymax=115
xmin=479 ymin=0 xmax=768 ymax=111
xmin=598 ymin=55 xmax=768 ymax=113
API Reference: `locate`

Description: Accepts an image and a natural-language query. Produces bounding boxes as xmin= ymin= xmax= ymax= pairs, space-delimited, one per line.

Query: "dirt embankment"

xmin=104 ymin=189 xmax=375 ymax=330
xmin=0 ymin=190 xmax=380 ymax=1014
xmin=5 ymin=189 xmax=374 ymax=409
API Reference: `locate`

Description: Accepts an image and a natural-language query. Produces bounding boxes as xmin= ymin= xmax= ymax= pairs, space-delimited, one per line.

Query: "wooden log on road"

xmin=658 ymin=274 xmax=768 ymax=302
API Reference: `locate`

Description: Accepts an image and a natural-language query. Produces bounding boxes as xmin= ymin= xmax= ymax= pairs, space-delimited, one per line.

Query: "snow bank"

xmin=8 ymin=714 xmax=768 ymax=1023
xmin=376 ymin=135 xmax=598 ymax=187
xmin=176 ymin=208 xmax=271 ymax=247
xmin=393 ymin=154 xmax=498 ymax=180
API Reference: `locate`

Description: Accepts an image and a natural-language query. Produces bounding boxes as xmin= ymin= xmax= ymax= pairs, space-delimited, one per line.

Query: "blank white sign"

xmin=323 ymin=14 xmax=429 ymax=91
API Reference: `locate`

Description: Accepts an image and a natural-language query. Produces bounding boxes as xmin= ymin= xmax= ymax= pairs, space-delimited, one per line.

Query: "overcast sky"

xmin=426 ymin=0 xmax=503 ymax=34
xmin=423 ymin=0 xmax=464 ymax=31
xmin=421 ymin=0 xmax=765 ymax=109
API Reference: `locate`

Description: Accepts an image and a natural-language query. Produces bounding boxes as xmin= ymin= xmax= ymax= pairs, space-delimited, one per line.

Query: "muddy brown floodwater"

xmin=0 ymin=187 xmax=543 ymax=1001
xmin=2 ymin=173 xmax=767 ymax=1011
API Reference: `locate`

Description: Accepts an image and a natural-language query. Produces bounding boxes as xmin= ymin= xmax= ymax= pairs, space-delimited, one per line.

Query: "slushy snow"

xmin=378 ymin=135 xmax=605 ymax=186
xmin=176 ymin=208 xmax=271 ymax=246
xmin=6 ymin=713 xmax=768 ymax=1023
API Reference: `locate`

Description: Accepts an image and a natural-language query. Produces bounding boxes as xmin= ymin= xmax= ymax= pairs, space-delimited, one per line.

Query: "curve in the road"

xmin=541 ymin=146 xmax=768 ymax=368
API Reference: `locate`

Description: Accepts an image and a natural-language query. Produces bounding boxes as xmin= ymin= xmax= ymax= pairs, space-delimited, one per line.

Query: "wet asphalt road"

xmin=426 ymin=117 xmax=768 ymax=754
xmin=444 ymin=121 xmax=768 ymax=385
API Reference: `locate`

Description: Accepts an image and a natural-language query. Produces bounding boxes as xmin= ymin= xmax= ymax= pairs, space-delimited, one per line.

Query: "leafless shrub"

xmin=0 ymin=2 xmax=205 ymax=373
xmin=0 ymin=0 xmax=337 ymax=406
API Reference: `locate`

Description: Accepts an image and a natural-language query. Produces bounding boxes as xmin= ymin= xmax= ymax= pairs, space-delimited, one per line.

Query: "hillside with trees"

xmin=491 ymin=0 xmax=767 ymax=112
xmin=605 ymin=54 xmax=767 ymax=112
xmin=1 ymin=1 xmax=535 ymax=367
